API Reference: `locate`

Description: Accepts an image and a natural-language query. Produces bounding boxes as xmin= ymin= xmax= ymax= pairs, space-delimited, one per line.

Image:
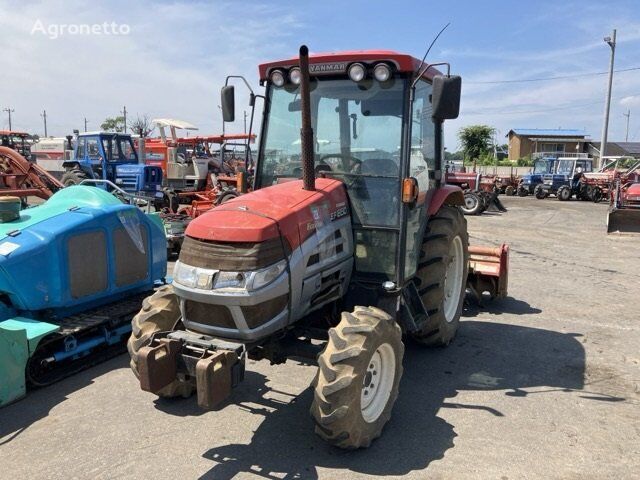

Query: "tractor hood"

xmin=185 ymin=178 xmax=348 ymax=251
xmin=0 ymin=187 xmax=166 ymax=316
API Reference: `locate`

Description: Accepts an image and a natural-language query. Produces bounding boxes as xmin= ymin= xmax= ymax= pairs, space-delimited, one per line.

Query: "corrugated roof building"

xmin=506 ymin=128 xmax=590 ymax=161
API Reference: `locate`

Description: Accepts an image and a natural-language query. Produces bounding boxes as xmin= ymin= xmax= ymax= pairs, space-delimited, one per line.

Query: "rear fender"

xmin=427 ymin=185 xmax=465 ymax=216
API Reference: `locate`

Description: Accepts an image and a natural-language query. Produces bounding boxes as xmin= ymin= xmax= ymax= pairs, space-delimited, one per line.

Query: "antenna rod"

xmin=299 ymin=45 xmax=315 ymax=191
xmin=413 ymin=22 xmax=450 ymax=86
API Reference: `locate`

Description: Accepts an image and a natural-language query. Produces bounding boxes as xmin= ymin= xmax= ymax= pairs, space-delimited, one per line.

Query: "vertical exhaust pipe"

xmin=299 ymin=45 xmax=315 ymax=191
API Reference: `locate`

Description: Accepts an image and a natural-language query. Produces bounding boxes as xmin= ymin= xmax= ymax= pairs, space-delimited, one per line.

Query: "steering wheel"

xmin=318 ymin=154 xmax=362 ymax=174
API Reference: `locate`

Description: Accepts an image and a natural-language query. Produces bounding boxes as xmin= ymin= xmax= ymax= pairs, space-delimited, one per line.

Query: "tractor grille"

xmin=180 ymin=236 xmax=289 ymax=271
xmin=117 ymin=174 xmax=138 ymax=193
xmin=184 ymin=300 xmax=235 ymax=329
xmin=241 ymin=294 xmax=289 ymax=329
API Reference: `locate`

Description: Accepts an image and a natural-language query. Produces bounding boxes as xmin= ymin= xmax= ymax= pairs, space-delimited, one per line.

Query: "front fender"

xmin=427 ymin=185 xmax=465 ymax=216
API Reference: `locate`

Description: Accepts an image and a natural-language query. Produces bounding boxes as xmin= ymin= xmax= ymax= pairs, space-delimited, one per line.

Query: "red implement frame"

xmin=0 ymin=146 xmax=64 ymax=200
xmin=467 ymin=244 xmax=509 ymax=302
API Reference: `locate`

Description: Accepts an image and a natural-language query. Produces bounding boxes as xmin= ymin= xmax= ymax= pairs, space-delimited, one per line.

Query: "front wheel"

xmin=534 ymin=184 xmax=546 ymax=199
xmin=127 ymin=285 xmax=194 ymax=398
xmin=557 ymin=185 xmax=571 ymax=201
xmin=505 ymin=185 xmax=515 ymax=196
xmin=412 ymin=205 xmax=469 ymax=346
xmin=310 ymin=306 xmax=404 ymax=449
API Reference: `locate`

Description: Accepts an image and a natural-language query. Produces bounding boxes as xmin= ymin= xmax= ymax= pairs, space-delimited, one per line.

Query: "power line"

xmin=464 ymin=91 xmax=640 ymax=116
xmin=467 ymin=66 xmax=640 ymax=84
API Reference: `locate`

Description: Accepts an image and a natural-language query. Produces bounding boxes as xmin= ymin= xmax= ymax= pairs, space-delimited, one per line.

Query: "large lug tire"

xmin=310 ymin=306 xmax=404 ymax=449
xmin=460 ymin=191 xmax=483 ymax=215
xmin=517 ymin=186 xmax=529 ymax=197
xmin=534 ymin=184 xmax=546 ymax=199
xmin=61 ymin=168 xmax=88 ymax=187
xmin=557 ymin=185 xmax=571 ymax=201
xmin=505 ymin=185 xmax=515 ymax=196
xmin=127 ymin=285 xmax=194 ymax=398
xmin=412 ymin=206 xmax=469 ymax=346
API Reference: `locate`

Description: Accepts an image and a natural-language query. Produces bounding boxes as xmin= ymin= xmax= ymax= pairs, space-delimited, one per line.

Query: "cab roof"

xmin=258 ymin=50 xmax=442 ymax=82
xmin=0 ymin=130 xmax=30 ymax=137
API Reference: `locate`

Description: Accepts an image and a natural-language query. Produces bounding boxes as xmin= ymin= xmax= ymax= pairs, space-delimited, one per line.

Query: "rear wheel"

xmin=61 ymin=168 xmax=88 ymax=187
xmin=310 ymin=306 xmax=403 ymax=449
xmin=127 ymin=285 xmax=193 ymax=398
xmin=412 ymin=206 xmax=469 ymax=346
xmin=460 ymin=191 xmax=482 ymax=215
xmin=592 ymin=187 xmax=604 ymax=203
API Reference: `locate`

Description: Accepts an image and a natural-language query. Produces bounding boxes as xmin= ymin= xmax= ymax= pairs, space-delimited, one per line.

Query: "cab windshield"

xmin=533 ymin=159 xmax=554 ymax=174
xmin=257 ymin=76 xmax=406 ymax=227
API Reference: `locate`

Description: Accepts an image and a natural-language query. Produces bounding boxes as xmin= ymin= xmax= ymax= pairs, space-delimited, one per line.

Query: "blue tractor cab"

xmin=517 ymin=157 xmax=557 ymax=196
xmin=61 ymin=132 xmax=163 ymax=199
xmin=537 ymin=157 xmax=593 ymax=198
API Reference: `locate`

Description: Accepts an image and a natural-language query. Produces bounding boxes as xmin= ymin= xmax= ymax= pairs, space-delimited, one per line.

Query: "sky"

xmin=1 ymin=0 xmax=640 ymax=150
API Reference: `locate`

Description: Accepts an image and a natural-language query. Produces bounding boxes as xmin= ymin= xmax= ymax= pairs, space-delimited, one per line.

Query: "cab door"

xmin=402 ymin=80 xmax=435 ymax=281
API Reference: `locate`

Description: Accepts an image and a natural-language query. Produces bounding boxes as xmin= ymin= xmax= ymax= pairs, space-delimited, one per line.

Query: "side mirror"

xmin=432 ymin=75 xmax=461 ymax=120
xmin=221 ymin=85 xmax=235 ymax=122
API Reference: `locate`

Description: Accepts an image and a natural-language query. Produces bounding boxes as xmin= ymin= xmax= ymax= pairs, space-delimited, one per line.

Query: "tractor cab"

xmin=253 ymin=52 xmax=461 ymax=285
xmin=0 ymin=130 xmax=33 ymax=159
xmin=62 ymin=132 xmax=163 ymax=199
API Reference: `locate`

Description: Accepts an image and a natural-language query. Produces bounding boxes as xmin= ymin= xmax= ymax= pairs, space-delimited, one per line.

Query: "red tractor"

xmin=444 ymin=168 xmax=506 ymax=215
xmin=129 ymin=46 xmax=509 ymax=448
xmin=583 ymin=156 xmax=640 ymax=202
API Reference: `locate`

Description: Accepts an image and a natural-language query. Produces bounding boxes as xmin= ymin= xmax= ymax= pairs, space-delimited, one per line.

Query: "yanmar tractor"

xmin=129 ymin=46 xmax=509 ymax=449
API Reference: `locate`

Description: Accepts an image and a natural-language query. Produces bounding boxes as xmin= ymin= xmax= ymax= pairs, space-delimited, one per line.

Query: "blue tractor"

xmin=61 ymin=131 xmax=163 ymax=200
xmin=0 ymin=186 xmax=167 ymax=407
xmin=536 ymin=157 xmax=594 ymax=199
xmin=517 ymin=157 xmax=557 ymax=196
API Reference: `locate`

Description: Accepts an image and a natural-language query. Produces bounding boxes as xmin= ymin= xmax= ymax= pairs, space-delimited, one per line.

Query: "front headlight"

xmin=174 ymin=261 xmax=215 ymax=289
xmin=174 ymin=260 xmax=287 ymax=292
xmin=174 ymin=261 xmax=198 ymax=288
xmin=247 ymin=260 xmax=287 ymax=291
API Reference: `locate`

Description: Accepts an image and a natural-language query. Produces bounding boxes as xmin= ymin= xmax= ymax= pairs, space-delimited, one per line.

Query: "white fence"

xmin=474 ymin=166 xmax=532 ymax=177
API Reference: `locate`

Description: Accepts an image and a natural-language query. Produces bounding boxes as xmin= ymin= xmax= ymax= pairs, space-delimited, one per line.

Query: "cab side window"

xmin=76 ymin=138 xmax=86 ymax=158
xmin=411 ymin=81 xmax=436 ymax=191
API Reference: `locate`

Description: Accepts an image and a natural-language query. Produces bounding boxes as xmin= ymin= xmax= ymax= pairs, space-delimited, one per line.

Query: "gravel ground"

xmin=1 ymin=195 xmax=638 ymax=480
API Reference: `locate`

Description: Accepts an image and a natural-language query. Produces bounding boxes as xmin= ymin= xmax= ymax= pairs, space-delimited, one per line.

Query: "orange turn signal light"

xmin=402 ymin=177 xmax=419 ymax=204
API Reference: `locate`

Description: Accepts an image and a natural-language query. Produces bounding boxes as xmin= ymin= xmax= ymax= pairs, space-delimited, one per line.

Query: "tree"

xmin=101 ymin=116 xmax=126 ymax=132
xmin=129 ymin=114 xmax=155 ymax=137
xmin=457 ymin=125 xmax=496 ymax=162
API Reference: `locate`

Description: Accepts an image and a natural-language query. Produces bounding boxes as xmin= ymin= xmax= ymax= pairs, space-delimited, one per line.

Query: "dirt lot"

xmin=1 ymin=196 xmax=638 ymax=479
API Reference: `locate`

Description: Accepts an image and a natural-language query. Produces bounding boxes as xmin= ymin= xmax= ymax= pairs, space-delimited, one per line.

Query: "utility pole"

xmin=599 ymin=29 xmax=616 ymax=167
xmin=2 ymin=107 xmax=14 ymax=130
xmin=623 ymin=109 xmax=631 ymax=142
xmin=41 ymin=110 xmax=48 ymax=137
xmin=121 ymin=105 xmax=127 ymax=133
xmin=84 ymin=117 xmax=88 ymax=132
